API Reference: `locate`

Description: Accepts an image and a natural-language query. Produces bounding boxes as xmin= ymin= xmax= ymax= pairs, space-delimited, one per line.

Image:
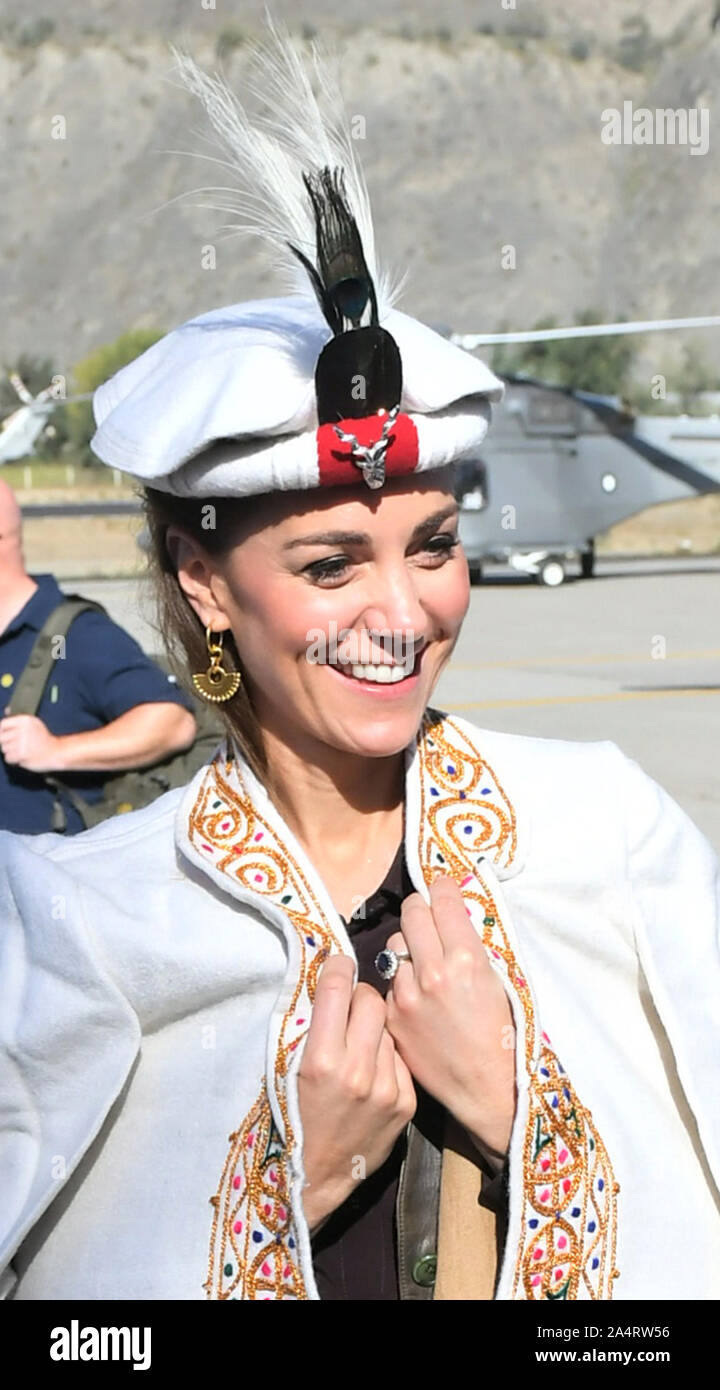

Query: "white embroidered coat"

xmin=1 ymin=711 xmax=719 ymax=1301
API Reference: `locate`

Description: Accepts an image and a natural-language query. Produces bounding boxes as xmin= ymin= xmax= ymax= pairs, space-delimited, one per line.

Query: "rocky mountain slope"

xmin=2 ymin=1 xmax=720 ymax=389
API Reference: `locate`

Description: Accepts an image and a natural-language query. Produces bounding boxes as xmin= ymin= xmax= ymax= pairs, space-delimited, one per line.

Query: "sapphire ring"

xmin=374 ymin=947 xmax=412 ymax=981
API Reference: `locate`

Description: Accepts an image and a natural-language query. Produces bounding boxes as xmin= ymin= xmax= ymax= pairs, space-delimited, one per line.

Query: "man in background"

xmin=0 ymin=478 xmax=196 ymax=834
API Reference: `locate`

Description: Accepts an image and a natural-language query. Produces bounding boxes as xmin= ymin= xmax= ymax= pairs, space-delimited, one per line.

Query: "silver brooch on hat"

xmin=332 ymin=404 xmax=400 ymax=489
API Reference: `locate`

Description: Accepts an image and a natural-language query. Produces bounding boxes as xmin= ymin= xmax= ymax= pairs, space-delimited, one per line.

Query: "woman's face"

xmin=173 ymin=467 xmax=470 ymax=761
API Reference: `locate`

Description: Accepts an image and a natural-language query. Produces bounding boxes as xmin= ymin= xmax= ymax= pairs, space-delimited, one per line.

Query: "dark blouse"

xmin=310 ymin=839 xmax=509 ymax=1299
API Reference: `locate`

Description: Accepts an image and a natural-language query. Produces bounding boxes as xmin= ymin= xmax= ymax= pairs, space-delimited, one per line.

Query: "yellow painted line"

xmin=444 ymin=688 xmax=720 ymax=711
xmin=449 ymin=649 xmax=720 ymax=671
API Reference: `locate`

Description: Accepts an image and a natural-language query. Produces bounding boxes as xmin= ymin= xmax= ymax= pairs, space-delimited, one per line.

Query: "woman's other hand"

xmin=384 ymin=875 xmax=517 ymax=1162
xmin=297 ymin=955 xmax=417 ymax=1233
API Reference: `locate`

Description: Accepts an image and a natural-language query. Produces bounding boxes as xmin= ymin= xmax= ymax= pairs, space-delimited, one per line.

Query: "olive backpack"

xmin=6 ymin=595 xmax=224 ymax=832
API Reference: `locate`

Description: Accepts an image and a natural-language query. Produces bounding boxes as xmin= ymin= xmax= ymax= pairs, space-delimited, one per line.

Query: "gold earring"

xmin=192 ymin=626 xmax=242 ymax=703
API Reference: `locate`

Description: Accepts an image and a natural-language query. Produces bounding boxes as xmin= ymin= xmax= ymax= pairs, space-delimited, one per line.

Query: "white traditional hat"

xmin=90 ymin=19 xmax=504 ymax=498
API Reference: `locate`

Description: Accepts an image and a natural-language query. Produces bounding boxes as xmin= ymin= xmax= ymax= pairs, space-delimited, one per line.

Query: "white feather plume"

xmin=166 ymin=12 xmax=407 ymax=319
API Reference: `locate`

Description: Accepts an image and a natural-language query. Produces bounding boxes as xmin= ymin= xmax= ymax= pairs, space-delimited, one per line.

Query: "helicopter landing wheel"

xmin=537 ymin=556 xmax=567 ymax=587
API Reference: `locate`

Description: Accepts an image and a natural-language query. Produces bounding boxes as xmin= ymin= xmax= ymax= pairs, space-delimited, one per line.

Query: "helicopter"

xmin=0 ymin=372 xmax=93 ymax=465
xmin=448 ymin=315 xmax=720 ymax=586
xmin=0 ymin=373 xmax=61 ymax=463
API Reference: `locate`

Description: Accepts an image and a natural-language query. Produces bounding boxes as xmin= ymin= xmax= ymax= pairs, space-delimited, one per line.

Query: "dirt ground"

xmin=22 ymin=508 xmax=149 ymax=579
xmin=598 ymin=493 xmax=720 ymax=556
xmin=18 ymin=491 xmax=720 ymax=579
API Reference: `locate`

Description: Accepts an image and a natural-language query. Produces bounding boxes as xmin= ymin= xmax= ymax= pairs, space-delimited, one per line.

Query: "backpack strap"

xmin=5 ymin=596 xmax=107 ymax=717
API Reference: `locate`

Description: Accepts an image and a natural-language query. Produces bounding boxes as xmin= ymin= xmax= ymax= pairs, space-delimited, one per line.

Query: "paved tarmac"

xmin=67 ymin=557 xmax=720 ymax=850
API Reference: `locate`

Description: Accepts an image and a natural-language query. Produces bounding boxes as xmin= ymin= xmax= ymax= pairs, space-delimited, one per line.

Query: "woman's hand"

xmin=384 ymin=875 xmax=517 ymax=1162
xmin=297 ymin=954 xmax=417 ymax=1233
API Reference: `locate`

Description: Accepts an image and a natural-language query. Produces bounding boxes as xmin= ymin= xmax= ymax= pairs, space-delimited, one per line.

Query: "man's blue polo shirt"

xmin=0 ymin=573 xmax=195 ymax=835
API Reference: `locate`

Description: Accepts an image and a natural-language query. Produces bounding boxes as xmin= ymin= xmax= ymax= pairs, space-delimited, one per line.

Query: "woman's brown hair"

xmin=141 ymin=485 xmax=268 ymax=783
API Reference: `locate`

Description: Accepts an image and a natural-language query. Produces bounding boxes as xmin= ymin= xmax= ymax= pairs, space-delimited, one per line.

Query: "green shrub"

xmin=17 ymin=17 xmax=54 ymax=47
xmin=616 ymin=16 xmax=659 ymax=71
xmin=492 ymin=309 xmax=636 ymax=396
xmin=569 ymin=38 xmax=591 ymax=62
xmin=215 ymin=25 xmax=246 ymax=60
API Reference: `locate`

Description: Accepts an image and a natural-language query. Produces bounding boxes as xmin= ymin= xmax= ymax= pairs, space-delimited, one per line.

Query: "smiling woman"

xmin=144 ymin=474 xmax=467 ymax=791
xmin=1 ymin=17 xmax=720 ymax=1308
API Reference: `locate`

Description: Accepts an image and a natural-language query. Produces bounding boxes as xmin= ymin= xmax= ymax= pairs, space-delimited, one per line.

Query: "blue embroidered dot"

xmin=212 ymin=800 xmax=221 ymax=809
xmin=275 ymin=1234 xmax=282 ymax=1243
xmin=598 ymin=1179 xmax=604 ymax=1191
xmin=590 ymin=1138 xmax=595 ymax=1151
xmin=563 ymin=1087 xmax=570 ymax=1099
xmin=555 ymin=1210 xmax=561 ymax=1219
xmin=224 ymin=1262 xmax=233 ymax=1276
xmin=540 ymin=1067 xmax=549 ymax=1077
xmin=305 ymin=936 xmax=315 ymax=946
xmin=592 ymin=1257 xmax=599 ymax=1270
xmin=459 ymin=791 xmax=466 ymax=799
xmin=529 ymin=1219 xmax=538 ymax=1229
xmin=557 ymin=1063 xmax=565 ymax=1074
xmin=252 ymin=1231 xmax=263 ymax=1244
xmin=571 ymin=1207 xmax=580 ymax=1218
xmin=288 ymin=1237 xmax=295 ymax=1249
xmin=464 ymin=826 xmax=472 ymax=834
xmin=588 ymin=1221 xmax=596 ymax=1233
xmin=447 ymin=764 xmax=456 ymax=774
xmin=281 ymin=895 xmax=292 ymax=904
xmin=481 ymin=786 xmax=491 ymax=795
xmin=430 ymin=787 xmax=439 ymax=796
xmin=552 ymin=1096 xmax=559 ymax=1108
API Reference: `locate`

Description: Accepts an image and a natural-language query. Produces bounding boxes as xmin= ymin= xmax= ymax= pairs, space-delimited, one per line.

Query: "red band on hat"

xmin=316 ymin=412 xmax=419 ymax=486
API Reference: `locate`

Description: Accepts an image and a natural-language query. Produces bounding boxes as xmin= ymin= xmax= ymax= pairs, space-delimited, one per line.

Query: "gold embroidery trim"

xmin=189 ymin=752 xmax=343 ymax=1299
xmin=416 ymin=712 xmax=620 ymax=1299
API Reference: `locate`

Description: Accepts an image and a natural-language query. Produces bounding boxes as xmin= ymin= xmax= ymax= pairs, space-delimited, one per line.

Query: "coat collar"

xmin=174 ymin=706 xmax=528 ymax=910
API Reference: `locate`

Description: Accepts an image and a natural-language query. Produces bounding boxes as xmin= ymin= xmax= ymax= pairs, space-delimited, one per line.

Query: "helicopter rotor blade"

xmin=452 ymin=315 xmax=720 ymax=349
